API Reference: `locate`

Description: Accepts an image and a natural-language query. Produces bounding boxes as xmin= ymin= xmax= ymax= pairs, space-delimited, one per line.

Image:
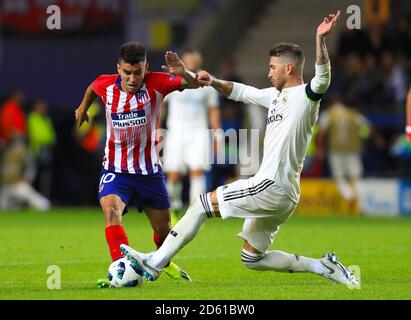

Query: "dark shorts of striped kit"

xmin=98 ymin=168 xmax=170 ymax=214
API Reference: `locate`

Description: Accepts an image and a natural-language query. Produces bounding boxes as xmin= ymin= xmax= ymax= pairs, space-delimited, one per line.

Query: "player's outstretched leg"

xmin=241 ymin=247 xmax=359 ymax=287
xmin=121 ymin=193 xmax=216 ymax=281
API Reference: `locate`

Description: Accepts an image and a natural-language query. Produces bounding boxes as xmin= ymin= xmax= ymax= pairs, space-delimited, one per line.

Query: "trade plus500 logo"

xmin=112 ymin=110 xmax=147 ymax=128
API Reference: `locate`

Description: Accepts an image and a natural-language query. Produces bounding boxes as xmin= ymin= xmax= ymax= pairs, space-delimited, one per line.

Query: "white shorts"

xmin=163 ymin=129 xmax=211 ymax=174
xmin=216 ymin=177 xmax=297 ymax=253
xmin=329 ymin=151 xmax=363 ymax=179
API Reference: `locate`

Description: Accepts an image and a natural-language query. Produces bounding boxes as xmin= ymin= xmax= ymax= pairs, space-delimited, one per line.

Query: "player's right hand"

xmin=197 ymin=71 xmax=212 ymax=87
xmin=316 ymin=10 xmax=340 ymax=38
xmin=75 ymin=106 xmax=90 ymax=127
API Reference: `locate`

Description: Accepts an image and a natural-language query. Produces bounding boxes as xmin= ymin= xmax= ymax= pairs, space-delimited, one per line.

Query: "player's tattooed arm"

xmin=211 ymin=78 xmax=234 ymax=97
xmin=75 ymin=84 xmax=97 ymax=127
xmin=315 ymin=37 xmax=329 ymax=65
xmin=315 ymin=10 xmax=340 ymax=65
xmin=197 ymin=71 xmax=233 ymax=97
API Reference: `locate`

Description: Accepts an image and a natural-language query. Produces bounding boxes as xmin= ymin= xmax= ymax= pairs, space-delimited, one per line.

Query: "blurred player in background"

xmin=162 ymin=49 xmax=221 ymax=219
xmin=75 ymin=42 xmax=201 ymax=284
xmin=0 ymin=134 xmax=51 ymax=212
xmin=122 ymin=11 xmax=359 ymax=287
xmin=317 ymin=99 xmax=371 ymax=213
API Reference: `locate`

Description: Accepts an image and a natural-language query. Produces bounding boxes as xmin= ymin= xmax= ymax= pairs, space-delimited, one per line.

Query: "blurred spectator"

xmin=355 ymin=54 xmax=382 ymax=108
xmin=0 ymin=136 xmax=50 ymax=211
xmin=27 ymin=100 xmax=56 ymax=198
xmin=74 ymin=101 xmax=105 ymax=155
xmin=0 ymin=90 xmax=26 ymax=146
xmin=317 ymin=100 xmax=385 ymax=213
xmin=341 ymin=53 xmax=364 ymax=107
xmin=365 ymin=23 xmax=392 ymax=62
xmin=364 ymin=0 xmax=390 ymax=25
xmin=337 ymin=28 xmax=371 ymax=59
xmin=379 ymin=51 xmax=408 ymax=107
xmin=73 ymin=101 xmax=105 ymax=204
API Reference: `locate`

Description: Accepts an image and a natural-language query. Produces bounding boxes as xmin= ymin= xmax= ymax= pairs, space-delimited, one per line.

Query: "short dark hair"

xmin=269 ymin=42 xmax=305 ymax=69
xmin=119 ymin=42 xmax=147 ymax=64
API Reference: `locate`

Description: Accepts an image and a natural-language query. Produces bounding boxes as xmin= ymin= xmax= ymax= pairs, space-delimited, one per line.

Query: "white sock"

xmin=167 ymin=180 xmax=183 ymax=210
xmin=149 ymin=193 xmax=215 ymax=270
xmin=241 ymin=249 xmax=325 ymax=274
xmin=189 ymin=175 xmax=206 ymax=202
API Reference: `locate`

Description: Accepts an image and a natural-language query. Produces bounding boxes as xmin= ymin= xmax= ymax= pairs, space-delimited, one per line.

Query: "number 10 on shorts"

xmin=100 ymin=173 xmax=115 ymax=185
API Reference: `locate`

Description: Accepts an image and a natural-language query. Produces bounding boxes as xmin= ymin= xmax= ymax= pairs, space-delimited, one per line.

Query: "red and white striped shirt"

xmin=92 ymin=72 xmax=182 ymax=175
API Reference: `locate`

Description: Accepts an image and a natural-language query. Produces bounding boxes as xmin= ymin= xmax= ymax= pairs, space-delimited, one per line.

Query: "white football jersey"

xmin=165 ymin=86 xmax=219 ymax=131
xmin=228 ymin=63 xmax=331 ymax=203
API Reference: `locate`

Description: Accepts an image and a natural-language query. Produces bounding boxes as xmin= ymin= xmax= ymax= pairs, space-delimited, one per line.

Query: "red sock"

xmin=105 ymin=225 xmax=129 ymax=261
xmin=153 ymin=232 xmax=163 ymax=249
xmin=153 ymin=231 xmax=170 ymax=267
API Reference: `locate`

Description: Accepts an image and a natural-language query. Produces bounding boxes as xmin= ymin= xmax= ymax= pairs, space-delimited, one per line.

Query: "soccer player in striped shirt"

xmin=406 ymin=85 xmax=411 ymax=142
xmin=75 ymin=42 xmax=200 ymax=283
xmin=122 ymin=11 xmax=360 ymax=288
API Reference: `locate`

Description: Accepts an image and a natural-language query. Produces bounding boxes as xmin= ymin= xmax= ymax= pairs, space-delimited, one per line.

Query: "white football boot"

xmin=120 ymin=244 xmax=161 ymax=281
xmin=320 ymin=252 xmax=360 ymax=287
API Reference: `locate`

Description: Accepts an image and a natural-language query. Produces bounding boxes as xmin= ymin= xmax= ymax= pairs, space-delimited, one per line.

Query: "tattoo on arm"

xmin=211 ymin=78 xmax=233 ymax=97
xmin=316 ymin=37 xmax=329 ymax=65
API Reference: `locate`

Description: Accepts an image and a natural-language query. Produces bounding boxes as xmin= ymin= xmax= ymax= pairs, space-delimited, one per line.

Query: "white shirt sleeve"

xmin=228 ymin=82 xmax=273 ymax=109
xmin=306 ymin=62 xmax=331 ymax=102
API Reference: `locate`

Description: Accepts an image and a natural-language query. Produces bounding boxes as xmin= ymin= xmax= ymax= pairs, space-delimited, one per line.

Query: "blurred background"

xmin=0 ymin=0 xmax=410 ymax=217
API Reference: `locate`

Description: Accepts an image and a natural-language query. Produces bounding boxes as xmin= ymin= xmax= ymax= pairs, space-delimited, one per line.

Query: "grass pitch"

xmin=0 ymin=208 xmax=410 ymax=300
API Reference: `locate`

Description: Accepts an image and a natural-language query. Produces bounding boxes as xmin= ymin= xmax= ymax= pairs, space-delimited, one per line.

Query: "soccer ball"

xmin=108 ymin=257 xmax=144 ymax=288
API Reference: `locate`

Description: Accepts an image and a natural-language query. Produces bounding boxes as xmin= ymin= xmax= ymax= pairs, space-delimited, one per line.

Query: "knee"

xmin=102 ymin=203 xmax=123 ymax=221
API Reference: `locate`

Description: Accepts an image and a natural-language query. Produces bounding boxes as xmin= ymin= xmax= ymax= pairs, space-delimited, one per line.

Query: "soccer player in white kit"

xmin=163 ymin=49 xmax=220 ymax=211
xmin=122 ymin=11 xmax=360 ymax=287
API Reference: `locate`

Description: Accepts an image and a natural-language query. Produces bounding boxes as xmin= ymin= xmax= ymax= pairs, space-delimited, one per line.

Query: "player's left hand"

xmin=317 ymin=10 xmax=341 ymax=38
xmin=161 ymin=51 xmax=186 ymax=76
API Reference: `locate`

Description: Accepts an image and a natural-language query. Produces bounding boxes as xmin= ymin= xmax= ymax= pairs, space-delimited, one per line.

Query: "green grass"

xmin=0 ymin=208 xmax=410 ymax=300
